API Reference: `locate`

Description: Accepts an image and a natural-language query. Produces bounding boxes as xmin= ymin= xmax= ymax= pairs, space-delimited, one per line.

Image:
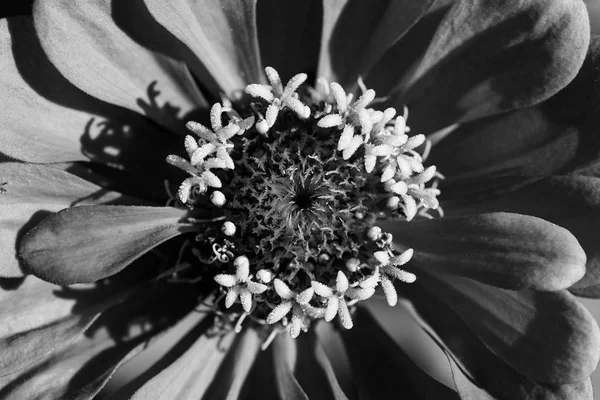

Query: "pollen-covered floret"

xmin=165 ymin=66 xmax=442 ymax=345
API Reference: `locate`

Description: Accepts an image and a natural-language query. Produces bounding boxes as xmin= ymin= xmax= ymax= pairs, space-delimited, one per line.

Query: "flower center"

xmin=166 ymin=67 xmax=442 ymax=343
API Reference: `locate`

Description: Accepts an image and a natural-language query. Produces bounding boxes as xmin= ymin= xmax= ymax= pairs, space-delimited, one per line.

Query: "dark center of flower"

xmin=165 ymin=67 xmax=442 ymax=344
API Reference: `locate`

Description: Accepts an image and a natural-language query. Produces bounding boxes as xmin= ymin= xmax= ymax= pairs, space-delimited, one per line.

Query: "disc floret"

xmin=166 ymin=66 xmax=442 ymax=343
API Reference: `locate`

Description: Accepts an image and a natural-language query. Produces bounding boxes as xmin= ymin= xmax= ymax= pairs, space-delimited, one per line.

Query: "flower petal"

xmin=448 ymin=356 xmax=593 ymax=400
xmin=380 ymin=212 xmax=586 ymax=291
xmin=0 ymin=285 xmax=202 ymax=400
xmin=0 ymin=17 xmax=175 ymax=167
xmin=397 ymin=0 xmax=590 ymax=134
xmin=446 ymin=176 xmax=600 ymax=295
xmin=257 ymin=0 xmax=321 ymax=82
xmin=197 ymin=328 xmax=261 ymax=399
xmin=340 ymin=307 xmax=458 ymax=399
xmin=317 ymin=0 xmax=435 ymax=86
xmin=416 ymin=274 xmax=600 ymax=384
xmin=294 ymin=330 xmax=348 ymax=400
xmin=33 ymin=0 xmax=207 ymax=134
xmin=0 ymin=276 xmax=126 ymax=376
xmin=20 ymin=205 xmax=194 ymax=285
xmin=271 ymin=334 xmax=310 ymax=400
xmin=130 ymin=323 xmax=233 ymax=399
xmin=143 ymin=0 xmax=263 ymax=94
xmin=0 ymin=163 xmax=136 ymax=277
xmin=401 ymin=282 xmax=596 ymax=397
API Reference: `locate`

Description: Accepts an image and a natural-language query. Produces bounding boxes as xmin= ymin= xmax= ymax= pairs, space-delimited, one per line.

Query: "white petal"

xmin=267 ymin=301 xmax=293 ymax=324
xmin=274 ymin=279 xmax=293 ymax=299
xmin=312 ymin=281 xmax=334 ymax=298
xmin=380 ymin=276 xmax=398 ymax=306
xmin=325 ymin=296 xmax=339 ymax=322
xmin=225 ymin=286 xmax=241 ymax=308
xmin=336 ymin=271 xmax=349 ymax=293
xmin=214 ymin=274 xmax=237 ymax=287
xmin=240 ymin=289 xmax=253 ymax=312
xmin=317 ymin=114 xmax=343 ymax=128
xmin=296 ymin=287 xmax=314 ymax=305
xmin=338 ymin=301 xmax=353 ymax=329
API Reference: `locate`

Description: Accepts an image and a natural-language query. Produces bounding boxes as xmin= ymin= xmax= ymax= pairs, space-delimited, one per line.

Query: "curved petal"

xmin=271 ymin=334 xmax=309 ymax=400
xmin=294 ymin=331 xmax=348 ymax=400
xmin=130 ymin=324 xmax=235 ymax=399
xmin=0 ymin=283 xmax=200 ymax=399
xmin=380 ymin=212 xmax=586 ymax=291
xmin=396 ymin=0 xmax=590 ymax=134
xmin=444 ymin=176 xmax=600 ymax=294
xmin=430 ymin=35 xmax=600 ymax=184
xmin=340 ymin=307 xmax=458 ymax=399
xmin=0 ymin=163 xmax=136 ymax=278
xmin=143 ymin=0 xmax=264 ymax=94
xmin=257 ymin=0 xmax=321 ymax=83
xmin=317 ymin=0 xmax=435 ymax=87
xmin=199 ymin=328 xmax=261 ymax=400
xmin=33 ymin=0 xmax=207 ymax=134
xmin=0 ymin=276 xmax=127 ymax=376
xmin=415 ymin=274 xmax=600 ymax=384
xmin=0 ymin=17 xmax=176 ymax=167
xmin=20 ymin=205 xmax=195 ymax=285
xmin=448 ymin=356 xmax=593 ymax=400
xmin=401 ymin=282 xmax=595 ymax=398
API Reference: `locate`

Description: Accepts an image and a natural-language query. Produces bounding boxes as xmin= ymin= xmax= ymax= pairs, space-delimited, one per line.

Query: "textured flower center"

xmin=166 ymin=67 xmax=442 ymax=344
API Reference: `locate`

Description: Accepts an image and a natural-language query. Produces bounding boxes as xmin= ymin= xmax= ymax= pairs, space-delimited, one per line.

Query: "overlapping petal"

xmin=33 ymin=0 xmax=206 ymax=134
xmin=401 ymin=282 xmax=595 ymax=399
xmin=381 ymin=212 xmax=586 ymax=291
xmin=0 ymin=163 xmax=137 ymax=277
xmin=397 ymin=0 xmax=590 ymax=134
xmin=143 ymin=0 xmax=264 ymax=94
xmin=20 ymin=205 xmax=196 ymax=285
xmin=318 ymin=0 xmax=435 ymax=86
xmin=413 ymin=274 xmax=600 ymax=385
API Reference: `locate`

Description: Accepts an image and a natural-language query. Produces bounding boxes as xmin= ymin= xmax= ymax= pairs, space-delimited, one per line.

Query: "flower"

xmin=0 ymin=0 xmax=599 ymax=399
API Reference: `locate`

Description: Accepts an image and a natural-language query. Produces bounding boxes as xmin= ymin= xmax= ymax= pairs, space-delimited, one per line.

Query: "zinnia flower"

xmin=1 ymin=0 xmax=599 ymax=398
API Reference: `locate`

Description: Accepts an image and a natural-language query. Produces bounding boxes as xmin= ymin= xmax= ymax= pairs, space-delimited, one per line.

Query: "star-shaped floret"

xmin=166 ymin=103 xmax=253 ymax=204
xmin=266 ymin=279 xmax=314 ymax=338
xmin=311 ymin=270 xmax=353 ymax=329
xmin=373 ymin=249 xmax=416 ymax=306
xmin=317 ymin=82 xmax=376 ymax=159
xmin=245 ymin=67 xmax=311 ymax=134
xmin=346 ymin=269 xmax=380 ymax=302
xmin=214 ymin=256 xmax=268 ymax=313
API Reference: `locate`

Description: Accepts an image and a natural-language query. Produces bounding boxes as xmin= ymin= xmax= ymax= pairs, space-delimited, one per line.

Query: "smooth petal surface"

xmin=0 ymin=17 xmax=175 ymax=168
xmin=33 ymin=0 xmax=206 ymax=134
xmin=294 ymin=331 xmax=348 ymax=400
xmin=257 ymin=0 xmax=321 ymax=83
xmin=397 ymin=0 xmax=590 ymax=134
xmin=0 ymin=276 xmax=126 ymax=376
xmin=20 ymin=205 xmax=194 ymax=285
xmin=445 ymin=176 xmax=600 ymax=293
xmin=380 ymin=212 xmax=586 ymax=291
xmin=130 ymin=325 xmax=233 ymax=399
xmin=271 ymin=334 xmax=310 ymax=400
xmin=416 ymin=274 xmax=600 ymax=384
xmin=0 ymin=163 xmax=135 ymax=277
xmin=200 ymin=328 xmax=261 ymax=400
xmin=144 ymin=0 xmax=263 ymax=94
xmin=317 ymin=0 xmax=435 ymax=86
xmin=340 ymin=307 xmax=458 ymax=399
xmin=0 ymin=284 xmax=200 ymax=400
xmin=401 ymin=283 xmax=595 ymax=399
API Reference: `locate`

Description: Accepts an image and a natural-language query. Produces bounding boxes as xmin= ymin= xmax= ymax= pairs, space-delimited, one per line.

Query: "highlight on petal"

xmin=397 ymin=0 xmax=590 ymax=134
xmin=20 ymin=205 xmax=195 ymax=285
xmin=416 ymin=274 xmax=600 ymax=384
xmin=340 ymin=307 xmax=458 ymax=399
xmin=0 ymin=276 xmax=126 ymax=376
xmin=380 ymin=212 xmax=586 ymax=291
xmin=33 ymin=0 xmax=207 ymax=134
xmin=0 ymin=17 xmax=176 ymax=168
xmin=143 ymin=0 xmax=264 ymax=94
xmin=0 ymin=163 xmax=135 ymax=278
xmin=444 ymin=176 xmax=600 ymax=295
xmin=402 ymin=281 xmax=596 ymax=398
xmin=0 ymin=284 xmax=201 ymax=399
xmin=130 ymin=325 xmax=235 ymax=399
xmin=317 ymin=0 xmax=435 ymax=85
